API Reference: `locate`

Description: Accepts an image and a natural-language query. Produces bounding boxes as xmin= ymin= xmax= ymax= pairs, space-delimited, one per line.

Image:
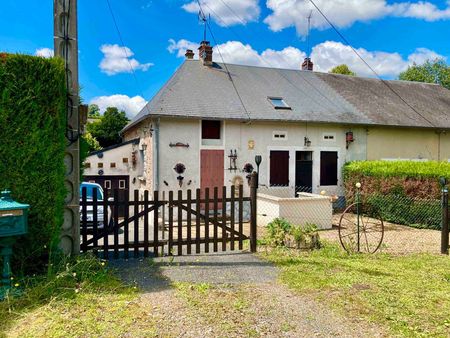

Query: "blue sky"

xmin=1 ymin=0 xmax=450 ymax=117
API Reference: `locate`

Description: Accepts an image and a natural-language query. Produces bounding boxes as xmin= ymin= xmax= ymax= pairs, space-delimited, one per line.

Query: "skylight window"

xmin=268 ymin=97 xmax=291 ymax=110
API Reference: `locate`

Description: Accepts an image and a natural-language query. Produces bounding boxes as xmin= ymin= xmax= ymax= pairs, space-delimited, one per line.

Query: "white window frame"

xmin=119 ymin=180 xmax=126 ymax=189
xmin=322 ymin=133 xmax=336 ymax=142
xmin=272 ymin=131 xmax=288 ymax=141
xmin=104 ymin=180 xmax=111 ymax=189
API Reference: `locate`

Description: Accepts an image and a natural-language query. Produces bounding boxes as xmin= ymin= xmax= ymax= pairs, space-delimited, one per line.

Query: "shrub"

xmin=366 ymin=194 xmax=441 ymax=230
xmin=0 ymin=54 xmax=66 ymax=274
xmin=265 ymin=219 xmax=320 ymax=249
xmin=344 ymin=160 xmax=450 ymax=199
xmin=344 ymin=160 xmax=450 ymax=179
xmin=266 ymin=218 xmax=291 ymax=246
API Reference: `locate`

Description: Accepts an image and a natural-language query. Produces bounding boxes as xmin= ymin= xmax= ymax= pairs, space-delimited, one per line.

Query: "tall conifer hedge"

xmin=0 ymin=53 xmax=66 ymax=273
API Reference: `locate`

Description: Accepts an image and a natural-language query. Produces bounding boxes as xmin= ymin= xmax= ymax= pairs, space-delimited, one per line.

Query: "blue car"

xmin=79 ymin=182 xmax=112 ymax=229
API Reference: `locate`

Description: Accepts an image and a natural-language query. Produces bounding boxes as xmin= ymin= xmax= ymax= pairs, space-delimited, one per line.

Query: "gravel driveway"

xmin=110 ymin=252 xmax=386 ymax=337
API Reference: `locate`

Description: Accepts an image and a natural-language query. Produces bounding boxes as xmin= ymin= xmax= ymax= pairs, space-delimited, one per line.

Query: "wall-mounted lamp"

xmin=255 ymin=155 xmax=262 ymax=187
xmin=346 ymin=131 xmax=354 ymax=149
xmin=304 ymin=137 xmax=311 ymax=147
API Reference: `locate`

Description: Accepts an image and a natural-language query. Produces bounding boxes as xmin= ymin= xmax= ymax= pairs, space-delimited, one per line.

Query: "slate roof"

xmin=88 ymin=138 xmax=140 ymax=156
xmin=123 ymin=60 xmax=450 ymax=133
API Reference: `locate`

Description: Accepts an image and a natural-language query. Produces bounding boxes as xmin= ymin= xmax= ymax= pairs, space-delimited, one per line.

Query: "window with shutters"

xmin=320 ymin=151 xmax=338 ymax=186
xmin=270 ymin=150 xmax=289 ymax=186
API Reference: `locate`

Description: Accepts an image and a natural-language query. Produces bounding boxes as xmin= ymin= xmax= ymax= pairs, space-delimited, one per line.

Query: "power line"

xmin=202 ymin=0 xmax=345 ymax=113
xmin=308 ymin=0 xmax=436 ymax=128
xmin=197 ymin=0 xmax=252 ymax=123
xmin=105 ymin=0 xmax=151 ymax=119
xmin=217 ymin=0 xmax=247 ymax=26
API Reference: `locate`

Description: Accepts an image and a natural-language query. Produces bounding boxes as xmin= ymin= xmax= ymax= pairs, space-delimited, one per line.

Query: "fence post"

xmin=250 ymin=171 xmax=258 ymax=253
xmin=441 ymin=187 xmax=449 ymax=255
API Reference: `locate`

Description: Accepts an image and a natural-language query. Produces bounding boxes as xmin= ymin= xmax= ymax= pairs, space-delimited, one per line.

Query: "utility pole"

xmin=54 ymin=0 xmax=80 ymax=255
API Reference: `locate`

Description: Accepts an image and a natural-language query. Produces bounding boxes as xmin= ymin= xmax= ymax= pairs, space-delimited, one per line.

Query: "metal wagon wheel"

xmin=338 ymin=202 xmax=384 ymax=253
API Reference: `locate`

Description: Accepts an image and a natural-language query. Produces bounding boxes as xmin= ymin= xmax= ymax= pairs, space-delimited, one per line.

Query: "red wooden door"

xmin=200 ymin=150 xmax=224 ymax=193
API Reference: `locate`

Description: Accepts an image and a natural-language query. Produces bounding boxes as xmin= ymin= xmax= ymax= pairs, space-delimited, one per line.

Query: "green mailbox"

xmin=0 ymin=190 xmax=29 ymax=299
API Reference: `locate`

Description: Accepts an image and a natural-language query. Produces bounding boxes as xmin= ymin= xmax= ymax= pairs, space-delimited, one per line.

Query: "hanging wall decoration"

xmin=174 ymin=163 xmax=186 ymax=187
xmin=228 ymin=149 xmax=238 ymax=172
xmin=243 ymin=163 xmax=254 ymax=185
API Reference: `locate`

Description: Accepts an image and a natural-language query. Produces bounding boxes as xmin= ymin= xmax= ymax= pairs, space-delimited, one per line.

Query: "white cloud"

xmin=89 ymin=95 xmax=147 ymax=118
xmin=99 ymin=44 xmax=153 ymax=76
xmin=168 ymin=38 xmax=445 ymax=78
xmin=310 ymin=41 xmax=446 ymax=77
xmin=35 ymin=48 xmax=54 ymax=58
xmin=182 ymin=0 xmax=260 ymax=26
xmin=264 ymin=0 xmax=450 ymax=36
xmin=215 ymin=41 xmax=306 ymax=69
xmin=168 ymin=39 xmax=306 ymax=68
xmin=168 ymin=39 xmax=199 ymax=58
xmin=407 ymin=47 xmax=445 ymax=65
xmin=393 ymin=1 xmax=450 ymax=21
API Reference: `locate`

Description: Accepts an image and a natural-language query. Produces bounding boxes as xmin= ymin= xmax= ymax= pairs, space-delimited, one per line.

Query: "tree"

xmin=399 ymin=59 xmax=450 ymax=90
xmin=87 ymin=107 xmax=129 ymax=148
xmin=88 ymin=104 xmax=101 ymax=118
xmin=330 ymin=64 xmax=356 ymax=76
xmin=83 ymin=131 xmax=102 ymax=152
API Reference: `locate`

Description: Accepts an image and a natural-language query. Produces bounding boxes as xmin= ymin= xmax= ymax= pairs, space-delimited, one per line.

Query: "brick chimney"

xmin=185 ymin=49 xmax=194 ymax=60
xmin=198 ymin=41 xmax=213 ymax=66
xmin=302 ymin=57 xmax=313 ymax=71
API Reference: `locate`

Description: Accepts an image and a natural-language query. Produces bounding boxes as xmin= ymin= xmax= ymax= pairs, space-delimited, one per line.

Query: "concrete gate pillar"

xmin=54 ymin=0 xmax=80 ymax=254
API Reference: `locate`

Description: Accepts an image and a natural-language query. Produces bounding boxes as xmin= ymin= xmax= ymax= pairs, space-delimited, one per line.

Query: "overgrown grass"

xmin=0 ymin=254 xmax=157 ymax=338
xmin=262 ymin=244 xmax=450 ymax=337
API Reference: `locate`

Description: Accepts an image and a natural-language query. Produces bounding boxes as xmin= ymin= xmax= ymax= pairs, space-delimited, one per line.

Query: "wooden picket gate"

xmin=80 ymin=174 xmax=258 ymax=259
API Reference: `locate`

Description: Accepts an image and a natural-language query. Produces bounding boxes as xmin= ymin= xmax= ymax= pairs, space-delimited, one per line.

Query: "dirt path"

xmin=110 ymin=253 xmax=386 ymax=337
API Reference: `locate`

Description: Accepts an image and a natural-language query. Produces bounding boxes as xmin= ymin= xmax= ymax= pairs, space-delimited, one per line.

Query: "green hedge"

xmin=344 ymin=161 xmax=449 ymax=200
xmin=344 ymin=160 xmax=447 ymax=229
xmin=0 ymin=53 xmax=66 ymax=274
xmin=366 ymin=194 xmax=441 ymax=230
xmin=344 ymin=160 xmax=450 ymax=180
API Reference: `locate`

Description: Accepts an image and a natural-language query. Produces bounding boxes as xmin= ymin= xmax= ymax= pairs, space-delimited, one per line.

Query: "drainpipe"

xmin=154 ymin=118 xmax=160 ymax=191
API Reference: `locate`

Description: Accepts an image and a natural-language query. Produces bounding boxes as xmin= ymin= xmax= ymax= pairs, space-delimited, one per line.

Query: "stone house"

xmin=121 ymin=41 xmax=450 ymax=199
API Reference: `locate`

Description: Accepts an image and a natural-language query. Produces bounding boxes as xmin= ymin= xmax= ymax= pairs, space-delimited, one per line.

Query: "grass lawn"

xmin=0 ymin=256 xmax=157 ymax=338
xmin=262 ymin=243 xmax=450 ymax=337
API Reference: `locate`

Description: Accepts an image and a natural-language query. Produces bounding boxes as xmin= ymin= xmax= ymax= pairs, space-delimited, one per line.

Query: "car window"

xmin=80 ymin=185 xmax=104 ymax=201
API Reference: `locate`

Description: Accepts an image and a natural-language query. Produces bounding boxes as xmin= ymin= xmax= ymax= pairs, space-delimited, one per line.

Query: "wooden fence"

xmin=80 ymin=173 xmax=258 ymax=259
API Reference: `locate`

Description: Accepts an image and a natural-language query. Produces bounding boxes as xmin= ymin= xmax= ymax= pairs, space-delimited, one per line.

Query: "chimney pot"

xmin=302 ymin=57 xmax=313 ymax=71
xmin=198 ymin=40 xmax=213 ymax=66
xmin=185 ymin=49 xmax=194 ymax=60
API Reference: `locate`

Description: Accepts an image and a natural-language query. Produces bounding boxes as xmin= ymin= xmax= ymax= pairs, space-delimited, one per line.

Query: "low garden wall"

xmin=257 ymin=188 xmax=332 ymax=229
